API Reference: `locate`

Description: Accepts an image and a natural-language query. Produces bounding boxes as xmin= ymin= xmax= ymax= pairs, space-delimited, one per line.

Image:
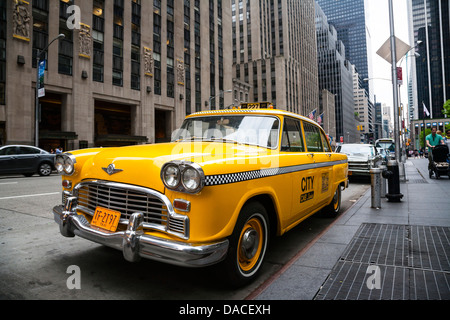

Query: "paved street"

xmin=0 ymin=172 xmax=369 ymax=300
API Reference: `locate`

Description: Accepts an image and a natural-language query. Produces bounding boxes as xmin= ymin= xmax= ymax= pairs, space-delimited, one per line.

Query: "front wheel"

xmin=222 ymin=202 xmax=269 ymax=287
xmin=38 ymin=163 xmax=52 ymax=176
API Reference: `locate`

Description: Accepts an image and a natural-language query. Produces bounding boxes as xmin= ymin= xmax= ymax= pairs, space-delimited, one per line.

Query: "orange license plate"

xmin=91 ymin=207 xmax=121 ymax=232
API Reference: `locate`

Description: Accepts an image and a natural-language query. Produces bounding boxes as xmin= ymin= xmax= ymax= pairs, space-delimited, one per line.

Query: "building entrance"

xmin=39 ymin=92 xmax=77 ymax=152
xmin=94 ymin=100 xmax=147 ymax=147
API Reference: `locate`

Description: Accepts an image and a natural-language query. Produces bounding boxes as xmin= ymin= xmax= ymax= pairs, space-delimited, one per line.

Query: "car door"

xmin=279 ymin=117 xmax=316 ymax=225
xmin=16 ymin=146 xmax=41 ymax=173
xmin=0 ymin=146 xmax=19 ymax=174
xmin=302 ymin=121 xmax=333 ymax=208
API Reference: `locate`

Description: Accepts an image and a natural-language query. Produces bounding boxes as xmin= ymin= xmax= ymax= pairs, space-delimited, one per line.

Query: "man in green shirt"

xmin=426 ymin=127 xmax=445 ymax=173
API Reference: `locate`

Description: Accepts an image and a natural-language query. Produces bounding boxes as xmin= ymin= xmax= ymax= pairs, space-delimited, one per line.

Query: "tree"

xmin=443 ymin=99 xmax=450 ymax=117
xmin=419 ymin=128 xmax=431 ymax=148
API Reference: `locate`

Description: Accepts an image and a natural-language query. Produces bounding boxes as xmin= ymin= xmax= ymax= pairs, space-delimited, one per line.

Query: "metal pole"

xmin=35 ymin=50 xmax=40 ymax=147
xmin=370 ymin=168 xmax=382 ymax=209
xmin=34 ymin=34 xmax=65 ymax=147
xmin=424 ymin=0 xmax=433 ymax=119
xmin=388 ymin=0 xmax=401 ymax=163
xmin=438 ymin=0 xmax=446 ymax=102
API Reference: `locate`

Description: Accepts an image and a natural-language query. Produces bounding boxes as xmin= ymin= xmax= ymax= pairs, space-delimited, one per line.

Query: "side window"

xmin=0 ymin=147 xmax=18 ymax=155
xmin=19 ymin=147 xmax=41 ymax=155
xmin=303 ymin=122 xmax=323 ymax=152
xmin=320 ymin=132 xmax=331 ymax=152
xmin=281 ymin=118 xmax=304 ymax=152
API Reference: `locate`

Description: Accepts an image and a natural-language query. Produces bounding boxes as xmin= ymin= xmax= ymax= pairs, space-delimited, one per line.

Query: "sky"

xmin=367 ymin=0 xmax=410 ymax=112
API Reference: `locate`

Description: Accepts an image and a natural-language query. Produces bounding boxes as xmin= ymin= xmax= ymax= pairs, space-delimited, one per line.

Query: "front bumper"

xmin=53 ymin=200 xmax=229 ymax=268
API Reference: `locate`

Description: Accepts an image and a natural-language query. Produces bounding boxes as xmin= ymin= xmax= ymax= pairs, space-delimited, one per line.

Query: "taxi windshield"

xmin=172 ymin=115 xmax=280 ymax=149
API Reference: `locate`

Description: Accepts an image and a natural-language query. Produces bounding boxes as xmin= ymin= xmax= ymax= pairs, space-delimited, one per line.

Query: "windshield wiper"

xmin=174 ymin=136 xmax=204 ymax=142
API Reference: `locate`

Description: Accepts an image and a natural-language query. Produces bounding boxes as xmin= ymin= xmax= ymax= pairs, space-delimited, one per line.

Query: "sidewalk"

xmin=252 ymin=158 xmax=450 ymax=300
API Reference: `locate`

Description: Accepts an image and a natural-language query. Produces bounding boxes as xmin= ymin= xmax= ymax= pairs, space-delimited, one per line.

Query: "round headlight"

xmin=64 ymin=157 xmax=75 ymax=175
xmin=55 ymin=155 xmax=65 ymax=174
xmin=163 ymin=164 xmax=180 ymax=188
xmin=182 ymin=167 xmax=201 ymax=191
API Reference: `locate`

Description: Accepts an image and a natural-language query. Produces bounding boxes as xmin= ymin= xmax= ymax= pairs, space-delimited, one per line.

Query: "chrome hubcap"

xmin=240 ymin=228 xmax=259 ymax=260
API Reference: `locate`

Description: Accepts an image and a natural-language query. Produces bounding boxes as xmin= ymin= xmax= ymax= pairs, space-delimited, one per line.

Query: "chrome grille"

xmin=349 ymin=161 xmax=369 ymax=170
xmin=72 ymin=181 xmax=188 ymax=239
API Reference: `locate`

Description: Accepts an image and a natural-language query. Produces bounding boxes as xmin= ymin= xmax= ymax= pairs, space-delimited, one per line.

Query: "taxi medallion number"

xmin=91 ymin=207 xmax=121 ymax=232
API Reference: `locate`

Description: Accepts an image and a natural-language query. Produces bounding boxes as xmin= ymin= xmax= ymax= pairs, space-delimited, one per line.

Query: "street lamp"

xmin=208 ymin=89 xmax=233 ymax=110
xmin=35 ymin=33 xmax=65 ymax=147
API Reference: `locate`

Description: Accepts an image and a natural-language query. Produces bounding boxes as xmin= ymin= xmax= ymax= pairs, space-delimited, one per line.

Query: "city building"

xmin=382 ymin=103 xmax=393 ymax=138
xmin=315 ymin=2 xmax=356 ymax=143
xmin=315 ymin=0 xmax=373 ymax=101
xmin=351 ymin=64 xmax=374 ymax=142
xmin=410 ymin=0 xmax=449 ymax=121
xmin=2 ymin=0 xmax=232 ymax=150
xmin=319 ymin=89 xmax=336 ymax=147
xmin=373 ymin=100 xmax=383 ymax=143
xmin=231 ymin=0 xmax=318 ymax=116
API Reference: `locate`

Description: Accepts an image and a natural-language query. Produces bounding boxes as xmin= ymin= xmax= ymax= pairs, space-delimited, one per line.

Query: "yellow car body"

xmin=53 ymin=108 xmax=348 ymax=286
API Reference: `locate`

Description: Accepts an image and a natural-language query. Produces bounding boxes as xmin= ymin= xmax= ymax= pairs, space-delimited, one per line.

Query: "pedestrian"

xmin=414 ymin=149 xmax=418 ymax=159
xmin=426 ymin=127 xmax=445 ymax=174
xmin=55 ymin=146 xmax=63 ymax=154
xmin=445 ymin=129 xmax=450 ymax=150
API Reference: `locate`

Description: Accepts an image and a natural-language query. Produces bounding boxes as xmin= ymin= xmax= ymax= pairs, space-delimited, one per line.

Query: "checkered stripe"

xmin=204 ymin=160 xmax=347 ymax=187
xmin=205 ymin=167 xmax=297 ymax=186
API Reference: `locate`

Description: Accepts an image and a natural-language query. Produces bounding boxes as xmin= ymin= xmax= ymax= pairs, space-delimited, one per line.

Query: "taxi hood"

xmin=74 ymin=142 xmax=278 ymax=192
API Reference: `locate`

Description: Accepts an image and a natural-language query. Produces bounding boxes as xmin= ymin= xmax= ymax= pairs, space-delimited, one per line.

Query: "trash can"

xmin=382 ymin=160 xmax=403 ymax=202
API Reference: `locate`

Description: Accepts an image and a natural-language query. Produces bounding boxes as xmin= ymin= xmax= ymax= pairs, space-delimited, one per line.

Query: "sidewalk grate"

xmin=314 ymin=224 xmax=450 ymax=300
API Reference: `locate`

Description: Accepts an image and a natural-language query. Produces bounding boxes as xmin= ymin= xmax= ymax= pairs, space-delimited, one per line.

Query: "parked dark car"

xmin=0 ymin=145 xmax=55 ymax=177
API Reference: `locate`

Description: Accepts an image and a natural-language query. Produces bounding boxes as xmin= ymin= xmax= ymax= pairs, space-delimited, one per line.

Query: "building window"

xmin=32 ymin=1 xmax=49 ymax=68
xmin=58 ymin=0 xmax=73 ymax=76
xmin=194 ymin=0 xmax=201 ymax=111
xmin=153 ymin=9 xmax=161 ymax=95
xmin=0 ymin=1 xmax=6 ymax=105
xmin=184 ymin=0 xmax=192 ymax=115
xmin=131 ymin=0 xmax=141 ymax=90
xmin=112 ymin=0 xmax=124 ymax=86
xmin=93 ymin=0 xmax=105 ymax=82
xmin=167 ymin=19 xmax=174 ymax=98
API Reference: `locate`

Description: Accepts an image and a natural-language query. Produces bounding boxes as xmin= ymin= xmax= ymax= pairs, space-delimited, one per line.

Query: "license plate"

xmin=91 ymin=207 xmax=121 ymax=232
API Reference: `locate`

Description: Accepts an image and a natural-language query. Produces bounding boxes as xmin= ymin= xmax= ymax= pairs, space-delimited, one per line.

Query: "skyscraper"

xmin=315 ymin=0 xmax=373 ymax=100
xmin=231 ymin=0 xmax=318 ymax=116
xmin=411 ymin=0 xmax=449 ymax=120
xmin=315 ymin=3 xmax=356 ymax=143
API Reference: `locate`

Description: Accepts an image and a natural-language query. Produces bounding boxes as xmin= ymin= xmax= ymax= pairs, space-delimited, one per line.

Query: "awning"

xmin=40 ymin=131 xmax=78 ymax=140
xmin=95 ymin=134 xmax=148 ymax=143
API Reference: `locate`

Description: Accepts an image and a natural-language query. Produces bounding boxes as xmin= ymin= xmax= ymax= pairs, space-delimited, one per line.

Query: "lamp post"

xmin=388 ymin=0 xmax=400 ymax=165
xmin=35 ymin=33 xmax=65 ymax=147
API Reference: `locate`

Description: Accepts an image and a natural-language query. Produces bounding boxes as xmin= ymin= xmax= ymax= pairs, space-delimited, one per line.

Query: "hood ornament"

xmin=102 ymin=164 xmax=123 ymax=176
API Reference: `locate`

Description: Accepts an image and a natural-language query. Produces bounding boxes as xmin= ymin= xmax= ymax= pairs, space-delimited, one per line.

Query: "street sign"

xmin=397 ymin=67 xmax=403 ymax=86
xmin=38 ymin=59 xmax=46 ymax=98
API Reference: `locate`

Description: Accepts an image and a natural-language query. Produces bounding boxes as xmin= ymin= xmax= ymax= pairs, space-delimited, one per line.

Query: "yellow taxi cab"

xmin=53 ymin=104 xmax=348 ymax=286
